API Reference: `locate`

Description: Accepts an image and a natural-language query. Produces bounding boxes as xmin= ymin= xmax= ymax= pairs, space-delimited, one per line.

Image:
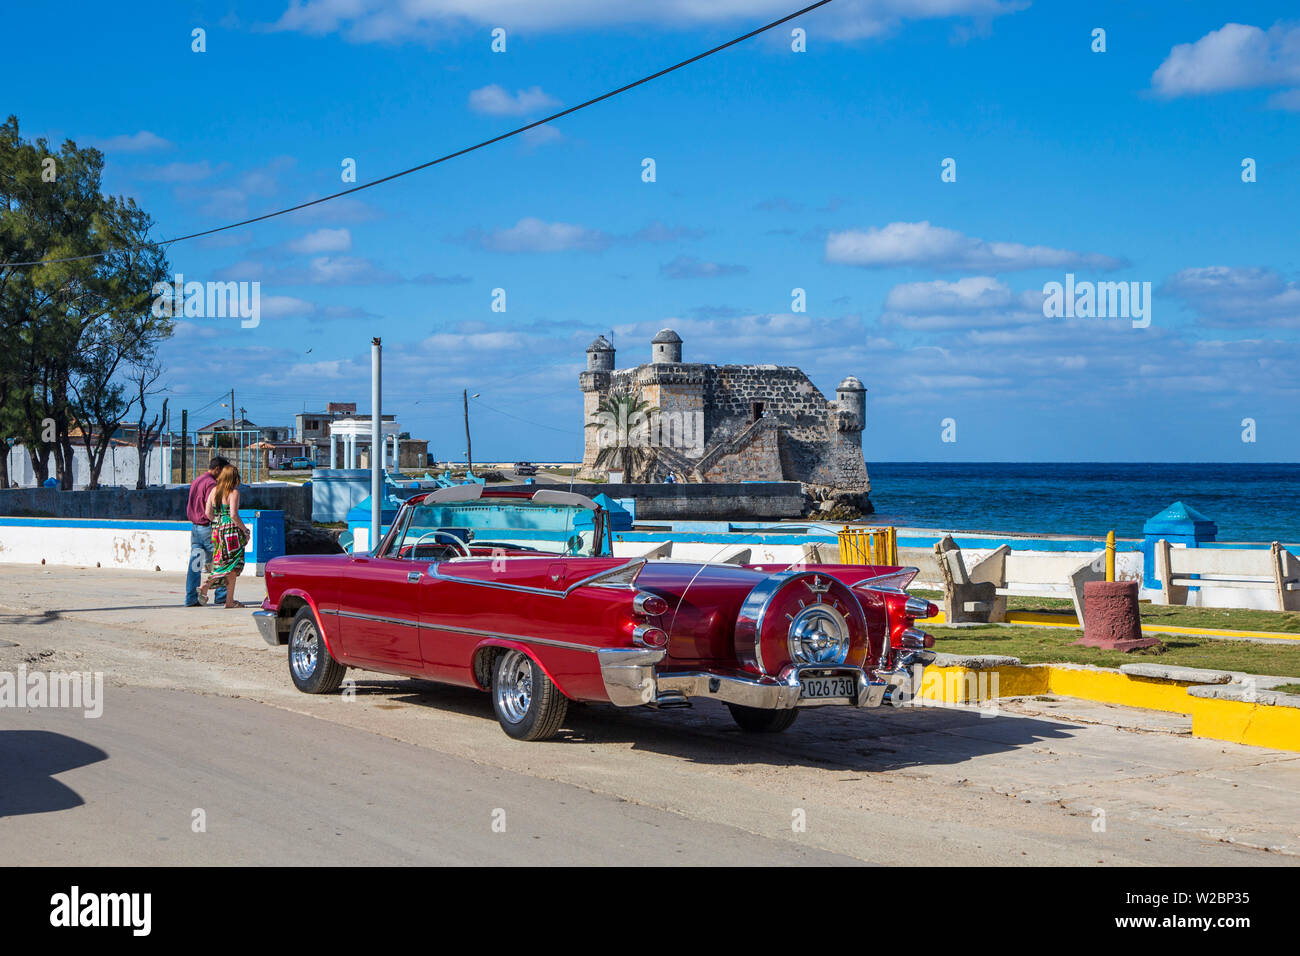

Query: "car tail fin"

xmin=850 ymin=566 xmax=920 ymax=593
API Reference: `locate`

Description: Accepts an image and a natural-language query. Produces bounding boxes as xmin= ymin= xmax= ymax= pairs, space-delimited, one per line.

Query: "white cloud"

xmin=520 ymin=125 xmax=564 ymax=149
xmin=468 ymin=84 xmax=560 ymax=116
xmin=1163 ymin=266 xmax=1300 ymax=327
xmin=881 ymin=276 xmax=1045 ymax=329
xmin=177 ymin=156 xmax=296 ymax=220
xmin=136 ymin=160 xmax=219 ymax=183
xmin=1265 ymin=88 xmax=1300 ymax=110
xmin=1151 ymin=22 xmax=1300 ymax=97
xmin=86 ymin=130 xmax=173 ymax=152
xmin=462 ymin=217 xmax=611 ymax=253
xmin=260 ymin=295 xmax=318 ymax=318
xmin=301 ymin=255 xmax=392 ymax=284
xmin=213 ymin=254 xmax=400 ymax=285
xmin=826 ymin=221 xmax=1124 ymax=272
xmin=268 ymin=0 xmax=1024 ymax=44
xmin=659 ymin=255 xmax=748 ymax=279
xmin=287 ymin=227 xmax=353 ymax=254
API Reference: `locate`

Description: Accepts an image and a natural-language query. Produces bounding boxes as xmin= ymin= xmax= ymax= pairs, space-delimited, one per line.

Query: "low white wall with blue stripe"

xmin=0 ymin=513 xmax=284 ymax=575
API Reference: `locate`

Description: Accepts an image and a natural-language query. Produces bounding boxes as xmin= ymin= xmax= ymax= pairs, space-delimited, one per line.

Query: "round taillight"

xmin=633 ymin=625 xmax=669 ymax=649
xmin=633 ymin=591 xmax=669 ymax=617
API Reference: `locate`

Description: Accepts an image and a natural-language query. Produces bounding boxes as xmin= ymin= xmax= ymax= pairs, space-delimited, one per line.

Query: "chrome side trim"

xmin=334 ymin=608 xmax=421 ymax=628
xmin=421 ymin=621 xmax=600 ymax=654
xmin=322 ymin=606 xmax=608 ymax=654
xmin=429 ymin=557 xmax=647 ymax=598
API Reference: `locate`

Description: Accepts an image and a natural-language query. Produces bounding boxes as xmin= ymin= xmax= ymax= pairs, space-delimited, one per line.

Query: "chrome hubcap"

xmin=495 ymin=650 xmax=533 ymax=724
xmin=290 ymin=620 xmax=319 ymax=681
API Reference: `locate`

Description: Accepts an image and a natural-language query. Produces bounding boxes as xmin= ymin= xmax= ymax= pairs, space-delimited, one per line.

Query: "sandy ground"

xmin=0 ymin=563 xmax=1297 ymax=865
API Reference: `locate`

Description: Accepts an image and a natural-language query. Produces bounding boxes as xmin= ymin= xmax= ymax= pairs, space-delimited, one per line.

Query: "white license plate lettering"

xmin=800 ymin=675 xmax=855 ymax=700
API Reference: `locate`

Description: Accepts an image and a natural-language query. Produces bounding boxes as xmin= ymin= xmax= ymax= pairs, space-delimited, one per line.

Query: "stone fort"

xmin=579 ymin=329 xmax=872 ymax=515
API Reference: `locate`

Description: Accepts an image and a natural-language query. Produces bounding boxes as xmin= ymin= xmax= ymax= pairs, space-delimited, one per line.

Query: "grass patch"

xmin=1273 ymin=683 xmax=1300 ymax=695
xmin=928 ymin=625 xmax=1300 ymax=678
xmin=1138 ymin=605 xmax=1300 ymax=634
xmin=912 ymin=588 xmax=1300 ymax=634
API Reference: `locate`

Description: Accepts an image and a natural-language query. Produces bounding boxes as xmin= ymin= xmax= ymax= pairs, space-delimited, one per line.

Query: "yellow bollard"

xmin=1105 ymin=530 xmax=1116 ymax=582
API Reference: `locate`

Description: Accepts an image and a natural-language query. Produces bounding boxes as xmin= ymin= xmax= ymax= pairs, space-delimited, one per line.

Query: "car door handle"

xmin=408 ymin=571 xmax=423 ymax=583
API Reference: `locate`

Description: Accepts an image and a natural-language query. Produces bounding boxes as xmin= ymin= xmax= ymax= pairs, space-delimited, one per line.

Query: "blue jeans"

xmin=186 ymin=523 xmax=227 ymax=605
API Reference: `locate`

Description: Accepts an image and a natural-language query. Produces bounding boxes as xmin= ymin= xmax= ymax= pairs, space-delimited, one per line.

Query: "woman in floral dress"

xmin=199 ymin=464 xmax=251 ymax=608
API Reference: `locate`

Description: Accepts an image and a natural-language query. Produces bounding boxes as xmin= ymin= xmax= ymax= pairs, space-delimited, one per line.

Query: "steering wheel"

xmin=412 ymin=530 xmax=472 ymax=559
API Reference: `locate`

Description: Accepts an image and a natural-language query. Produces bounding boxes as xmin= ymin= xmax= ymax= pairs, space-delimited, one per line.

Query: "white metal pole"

xmin=371 ymin=338 xmax=382 ymax=554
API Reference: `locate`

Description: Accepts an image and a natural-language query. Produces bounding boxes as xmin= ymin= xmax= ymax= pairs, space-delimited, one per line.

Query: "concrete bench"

xmin=999 ymin=551 xmax=1102 ymax=622
xmin=935 ymin=536 xmax=1009 ymax=623
xmin=936 ymin=536 xmax=1101 ymax=623
xmin=1154 ymin=539 xmax=1300 ymax=611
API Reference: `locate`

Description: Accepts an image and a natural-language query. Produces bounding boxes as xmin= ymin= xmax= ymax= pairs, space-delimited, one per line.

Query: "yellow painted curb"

xmin=920 ymin=609 xmax=1300 ymax=642
xmin=1141 ymin=623 xmax=1300 ymax=641
xmin=1007 ymin=611 xmax=1077 ymax=628
xmin=917 ymin=664 xmax=1300 ymax=753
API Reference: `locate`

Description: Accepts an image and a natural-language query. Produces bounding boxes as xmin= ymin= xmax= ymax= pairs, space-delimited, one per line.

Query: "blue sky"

xmin=8 ymin=0 xmax=1300 ymax=462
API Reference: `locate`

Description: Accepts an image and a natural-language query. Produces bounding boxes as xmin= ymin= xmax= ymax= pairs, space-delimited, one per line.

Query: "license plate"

xmin=799 ymin=674 xmax=856 ymax=701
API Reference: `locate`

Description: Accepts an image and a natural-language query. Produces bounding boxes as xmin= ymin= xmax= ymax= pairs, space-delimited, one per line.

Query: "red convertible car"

xmin=253 ymin=486 xmax=937 ymax=740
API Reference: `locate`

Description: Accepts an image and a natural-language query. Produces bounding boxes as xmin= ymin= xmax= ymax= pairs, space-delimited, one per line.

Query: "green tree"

xmin=0 ymin=115 xmax=171 ymax=489
xmin=585 ymin=392 xmax=661 ymax=482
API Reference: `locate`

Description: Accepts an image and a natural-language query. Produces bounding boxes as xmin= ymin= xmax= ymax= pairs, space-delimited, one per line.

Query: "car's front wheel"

xmin=491 ymin=649 xmax=568 ymax=741
xmin=288 ymin=605 xmax=347 ymax=694
xmin=727 ymin=704 xmax=799 ymax=733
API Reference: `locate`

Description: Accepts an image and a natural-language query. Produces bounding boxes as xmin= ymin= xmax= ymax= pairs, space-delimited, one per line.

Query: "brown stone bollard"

xmin=1075 ymin=580 xmax=1162 ymax=652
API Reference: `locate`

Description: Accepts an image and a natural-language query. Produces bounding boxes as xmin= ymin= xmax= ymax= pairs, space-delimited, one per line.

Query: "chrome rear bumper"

xmin=876 ymin=649 xmax=937 ymax=703
xmin=598 ymin=647 xmax=892 ymax=710
xmin=253 ymin=609 xmax=282 ymax=647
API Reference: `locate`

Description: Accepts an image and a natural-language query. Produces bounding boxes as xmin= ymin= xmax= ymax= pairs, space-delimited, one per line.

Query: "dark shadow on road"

xmin=0 ymin=730 xmax=107 ymax=818
xmin=345 ymin=675 xmax=1083 ymax=773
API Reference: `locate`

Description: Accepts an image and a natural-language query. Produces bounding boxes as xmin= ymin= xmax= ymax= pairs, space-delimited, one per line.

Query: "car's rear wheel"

xmin=288 ymin=605 xmax=346 ymax=694
xmin=727 ymin=704 xmax=799 ymax=733
xmin=491 ymin=649 xmax=567 ymax=741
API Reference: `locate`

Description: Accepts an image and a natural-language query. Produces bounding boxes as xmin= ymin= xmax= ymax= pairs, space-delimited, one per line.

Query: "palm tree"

xmin=585 ymin=393 xmax=660 ymax=482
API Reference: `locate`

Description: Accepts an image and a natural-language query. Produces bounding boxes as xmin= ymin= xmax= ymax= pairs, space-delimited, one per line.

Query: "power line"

xmin=1 ymin=0 xmax=834 ymax=269
xmin=472 ymin=397 xmax=579 ymax=435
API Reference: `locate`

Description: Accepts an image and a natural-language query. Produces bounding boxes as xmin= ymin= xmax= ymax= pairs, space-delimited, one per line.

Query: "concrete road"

xmin=1 ymin=564 xmax=1297 ymax=865
xmin=1 ymin=686 xmax=854 ymax=865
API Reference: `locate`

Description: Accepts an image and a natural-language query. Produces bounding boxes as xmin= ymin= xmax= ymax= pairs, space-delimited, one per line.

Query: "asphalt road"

xmin=1 ymin=565 xmax=1297 ymax=866
xmin=0 ymin=686 xmax=855 ymax=865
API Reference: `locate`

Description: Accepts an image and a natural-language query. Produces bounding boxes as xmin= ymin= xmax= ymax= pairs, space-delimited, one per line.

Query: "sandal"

xmin=223 ymin=600 xmax=248 ymax=609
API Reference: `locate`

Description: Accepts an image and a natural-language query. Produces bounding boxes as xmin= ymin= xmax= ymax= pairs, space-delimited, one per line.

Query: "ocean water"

xmin=864 ymin=463 xmax=1300 ymax=543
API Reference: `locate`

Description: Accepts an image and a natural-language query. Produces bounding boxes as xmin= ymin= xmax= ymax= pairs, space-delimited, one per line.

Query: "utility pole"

xmin=370 ymin=338 xmax=383 ymax=554
xmin=463 ymin=388 xmax=472 ymax=474
xmin=180 ymin=409 xmax=188 ymax=485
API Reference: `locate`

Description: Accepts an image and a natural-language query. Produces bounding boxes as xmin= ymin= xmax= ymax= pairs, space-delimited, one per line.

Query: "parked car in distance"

xmin=287 ymin=456 xmax=315 ymax=470
xmin=512 ymin=461 xmax=538 ymax=476
xmin=253 ymin=486 xmax=937 ymax=741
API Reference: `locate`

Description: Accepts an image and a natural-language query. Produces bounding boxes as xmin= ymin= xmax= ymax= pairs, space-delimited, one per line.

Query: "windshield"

xmin=386 ymin=498 xmax=603 ymax=559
